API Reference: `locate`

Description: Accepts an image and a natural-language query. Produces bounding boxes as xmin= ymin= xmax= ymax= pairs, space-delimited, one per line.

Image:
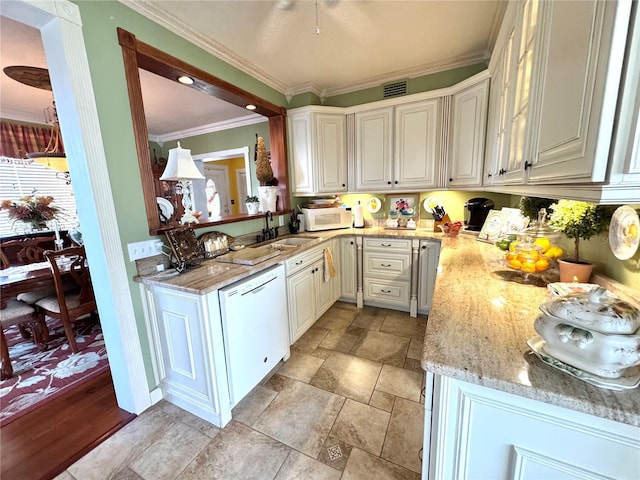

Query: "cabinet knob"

xmin=263 ymin=357 xmax=268 ymax=363
xmin=421 ymin=245 xmax=427 ymax=250
xmin=342 ymin=184 xmax=346 ymax=187
xmin=387 ymin=181 xmax=392 ymax=185
xmin=487 ymin=173 xmax=492 ymax=178
xmin=449 ymin=178 xmax=453 ymax=182
xmin=350 ymin=241 xmax=354 ymax=245
xmin=524 ymin=161 xmax=532 ymax=170
xmin=394 ymin=180 xmax=398 ymax=184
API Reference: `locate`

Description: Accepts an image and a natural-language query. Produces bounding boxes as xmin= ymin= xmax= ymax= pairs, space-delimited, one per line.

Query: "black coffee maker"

xmin=464 ymin=197 xmax=494 ymax=231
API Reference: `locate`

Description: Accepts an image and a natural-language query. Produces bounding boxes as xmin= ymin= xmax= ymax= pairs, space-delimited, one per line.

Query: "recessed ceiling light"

xmin=177 ymin=75 xmax=194 ymax=85
xmin=246 ymin=104 xmax=257 ymax=110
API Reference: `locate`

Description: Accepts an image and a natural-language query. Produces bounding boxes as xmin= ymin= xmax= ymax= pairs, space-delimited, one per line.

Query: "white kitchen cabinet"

xmin=354 ymin=101 xmax=441 ymax=192
xmin=354 ymin=106 xmax=394 ymax=191
xmin=426 ymin=375 xmax=640 ymax=480
xmin=394 ymin=99 xmax=440 ymax=189
xmin=286 ymin=243 xmax=340 ymax=343
xmin=288 ymin=107 xmax=347 ymax=195
xmin=417 ymin=240 xmax=440 ymax=315
xmin=447 ymin=79 xmax=489 ymax=188
xmin=143 ymin=284 xmax=232 ymax=427
xmin=339 ymin=236 xmax=357 ymax=302
xmin=527 ymin=0 xmax=631 ymax=185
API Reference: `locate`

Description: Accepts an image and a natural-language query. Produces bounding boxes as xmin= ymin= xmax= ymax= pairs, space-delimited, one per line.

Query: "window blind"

xmin=0 ymin=159 xmax=78 ymax=237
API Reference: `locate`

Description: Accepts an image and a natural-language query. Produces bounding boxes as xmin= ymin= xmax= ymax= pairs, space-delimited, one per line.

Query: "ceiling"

xmin=1 ymin=1 xmax=504 ymax=141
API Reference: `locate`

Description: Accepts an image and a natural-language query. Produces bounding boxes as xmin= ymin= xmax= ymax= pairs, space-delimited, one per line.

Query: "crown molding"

xmin=322 ymin=52 xmax=487 ymax=97
xmin=149 ymin=113 xmax=267 ymax=144
xmin=486 ymin=0 xmax=508 ymax=55
xmin=118 ymin=0 xmax=289 ymax=94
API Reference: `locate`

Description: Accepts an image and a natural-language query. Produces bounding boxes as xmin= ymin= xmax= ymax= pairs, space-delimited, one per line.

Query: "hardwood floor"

xmin=1 ymin=370 xmax=136 ymax=480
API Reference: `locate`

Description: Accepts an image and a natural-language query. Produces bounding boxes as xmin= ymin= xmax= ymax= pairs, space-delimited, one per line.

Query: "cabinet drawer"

xmin=363 ymin=279 xmax=410 ymax=307
xmin=363 ymin=251 xmax=411 ymax=281
xmin=285 ymin=246 xmax=323 ymax=276
xmin=363 ymin=237 xmax=412 ymax=252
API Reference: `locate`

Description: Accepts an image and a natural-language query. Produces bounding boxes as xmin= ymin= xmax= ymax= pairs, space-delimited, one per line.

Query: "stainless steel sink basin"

xmin=251 ymin=235 xmax=323 ymax=250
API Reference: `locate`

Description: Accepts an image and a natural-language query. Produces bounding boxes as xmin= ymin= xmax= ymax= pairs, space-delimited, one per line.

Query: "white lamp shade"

xmin=159 ymin=142 xmax=205 ymax=180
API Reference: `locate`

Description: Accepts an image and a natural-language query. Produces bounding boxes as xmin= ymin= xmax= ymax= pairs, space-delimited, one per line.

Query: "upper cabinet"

xmin=288 ymin=107 xmax=347 ymax=195
xmin=354 ymin=106 xmax=394 ymax=191
xmin=447 ymin=79 xmax=489 ymax=188
xmin=484 ymin=0 xmax=638 ymax=202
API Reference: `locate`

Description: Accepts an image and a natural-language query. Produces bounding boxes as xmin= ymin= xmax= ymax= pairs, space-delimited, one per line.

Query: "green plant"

xmin=547 ymin=200 xmax=612 ymax=261
xmin=245 ymin=195 xmax=259 ymax=203
xmin=519 ymin=196 xmax=554 ymax=221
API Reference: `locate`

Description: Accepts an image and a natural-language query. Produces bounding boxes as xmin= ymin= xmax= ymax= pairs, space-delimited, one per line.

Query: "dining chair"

xmin=0 ymin=235 xmax=56 ymax=265
xmin=0 ymin=298 xmax=48 ymax=379
xmin=35 ymin=246 xmax=98 ymax=353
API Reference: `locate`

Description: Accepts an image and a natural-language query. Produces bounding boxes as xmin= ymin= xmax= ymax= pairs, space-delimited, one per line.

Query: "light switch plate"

xmin=127 ymin=239 xmax=164 ymax=261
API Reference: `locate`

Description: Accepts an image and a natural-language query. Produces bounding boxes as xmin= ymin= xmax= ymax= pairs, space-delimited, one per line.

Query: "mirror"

xmin=117 ymin=28 xmax=290 ymax=235
xmin=192 ymin=147 xmax=253 ymax=221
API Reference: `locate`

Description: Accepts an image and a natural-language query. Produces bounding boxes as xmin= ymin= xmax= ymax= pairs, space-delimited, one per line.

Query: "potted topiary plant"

xmin=547 ymin=199 xmax=612 ymax=282
xmin=245 ymin=195 xmax=260 ymax=215
xmin=255 ymin=135 xmax=277 ymax=212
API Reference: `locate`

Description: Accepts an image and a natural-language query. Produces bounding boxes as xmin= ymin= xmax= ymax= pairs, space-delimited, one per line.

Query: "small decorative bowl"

xmin=438 ymin=221 xmax=462 ymax=236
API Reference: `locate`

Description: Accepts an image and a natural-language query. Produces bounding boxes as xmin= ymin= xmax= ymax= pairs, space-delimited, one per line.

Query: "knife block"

xmin=434 ymin=214 xmax=451 ymax=232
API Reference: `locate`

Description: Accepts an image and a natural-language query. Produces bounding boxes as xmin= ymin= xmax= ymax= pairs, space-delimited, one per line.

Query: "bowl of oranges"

xmin=501 ymin=237 xmax=563 ymax=283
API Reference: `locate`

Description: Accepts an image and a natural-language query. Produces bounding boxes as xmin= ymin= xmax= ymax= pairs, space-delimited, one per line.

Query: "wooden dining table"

xmin=0 ymin=262 xmax=54 ymax=309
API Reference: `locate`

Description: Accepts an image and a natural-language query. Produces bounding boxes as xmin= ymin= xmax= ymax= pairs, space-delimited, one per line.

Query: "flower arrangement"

xmin=547 ymin=199 xmax=612 ymax=261
xmin=1 ymin=195 xmax=61 ymax=230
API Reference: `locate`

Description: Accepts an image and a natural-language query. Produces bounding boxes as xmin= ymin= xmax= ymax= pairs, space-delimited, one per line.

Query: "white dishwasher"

xmin=219 ymin=263 xmax=290 ymax=406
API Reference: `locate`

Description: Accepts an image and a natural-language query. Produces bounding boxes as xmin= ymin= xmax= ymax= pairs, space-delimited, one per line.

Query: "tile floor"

xmin=55 ymin=302 xmax=426 ymax=480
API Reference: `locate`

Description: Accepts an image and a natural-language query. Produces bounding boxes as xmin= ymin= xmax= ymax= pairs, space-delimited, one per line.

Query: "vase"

xmin=246 ymin=202 xmax=260 ymax=215
xmin=558 ymin=258 xmax=594 ymax=283
xmin=258 ymin=186 xmax=278 ymax=213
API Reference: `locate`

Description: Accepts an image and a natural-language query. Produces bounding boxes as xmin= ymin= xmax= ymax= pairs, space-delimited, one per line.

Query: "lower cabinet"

xmin=417 ymin=240 xmax=440 ymax=314
xmin=286 ymin=242 xmax=340 ymax=343
xmin=339 ymin=236 xmax=357 ymax=301
xmin=144 ymin=285 xmax=232 ymax=427
xmin=362 ymin=237 xmax=413 ymax=311
xmin=425 ymin=375 xmax=640 ymax=480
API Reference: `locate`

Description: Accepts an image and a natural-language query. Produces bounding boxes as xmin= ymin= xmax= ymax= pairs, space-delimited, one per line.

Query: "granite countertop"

xmin=422 ymin=234 xmax=640 ymax=427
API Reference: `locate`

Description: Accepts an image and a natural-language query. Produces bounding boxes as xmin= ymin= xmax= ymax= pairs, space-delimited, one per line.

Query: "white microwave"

xmin=302 ymin=207 xmax=352 ymax=231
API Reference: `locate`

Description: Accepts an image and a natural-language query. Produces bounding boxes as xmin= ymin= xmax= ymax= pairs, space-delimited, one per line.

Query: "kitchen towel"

xmin=324 ymin=247 xmax=336 ymax=282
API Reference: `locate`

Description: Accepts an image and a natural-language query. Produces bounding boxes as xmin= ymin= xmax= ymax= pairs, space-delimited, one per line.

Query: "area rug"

xmin=0 ymin=317 xmax=109 ymax=427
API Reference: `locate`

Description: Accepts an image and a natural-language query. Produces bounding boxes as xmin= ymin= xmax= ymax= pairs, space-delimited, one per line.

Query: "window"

xmin=0 ymin=160 xmax=78 ymax=237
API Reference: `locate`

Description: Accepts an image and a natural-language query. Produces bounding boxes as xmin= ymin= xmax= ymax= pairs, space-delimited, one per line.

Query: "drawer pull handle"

xmin=295 ymin=260 xmax=303 ymax=265
xmin=381 ymin=243 xmax=392 ymax=247
xmin=380 ymin=263 xmax=392 ymax=267
xmin=264 ymin=357 xmax=268 ymax=363
xmin=381 ymin=289 xmax=392 ymax=293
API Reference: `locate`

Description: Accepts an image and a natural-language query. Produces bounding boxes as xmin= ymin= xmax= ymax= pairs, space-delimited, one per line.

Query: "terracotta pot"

xmin=558 ymin=258 xmax=594 ymax=283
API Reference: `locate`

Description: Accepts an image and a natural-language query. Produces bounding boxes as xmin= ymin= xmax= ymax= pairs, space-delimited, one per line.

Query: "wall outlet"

xmin=127 ymin=239 xmax=164 ymax=262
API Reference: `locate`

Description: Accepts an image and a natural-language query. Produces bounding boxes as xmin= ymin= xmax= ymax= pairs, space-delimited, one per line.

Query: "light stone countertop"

xmin=135 ymin=228 xmax=640 ymax=426
xmin=422 ymin=234 xmax=640 ymax=427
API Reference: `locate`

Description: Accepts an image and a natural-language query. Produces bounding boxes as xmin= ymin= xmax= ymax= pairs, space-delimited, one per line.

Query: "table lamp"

xmin=160 ymin=142 xmax=205 ymax=224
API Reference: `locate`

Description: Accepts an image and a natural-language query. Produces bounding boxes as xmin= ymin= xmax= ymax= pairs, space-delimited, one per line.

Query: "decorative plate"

xmin=609 ymin=205 xmax=640 ymax=260
xmin=157 ymin=197 xmax=174 ymax=224
xmin=423 ymin=196 xmax=442 ymax=214
xmin=366 ymin=197 xmax=382 ymax=213
xmin=527 ymin=335 xmax=640 ymax=390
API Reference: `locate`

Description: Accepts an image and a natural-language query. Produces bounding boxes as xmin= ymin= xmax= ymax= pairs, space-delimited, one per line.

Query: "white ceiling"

xmin=1 ymin=1 xmax=504 ymax=140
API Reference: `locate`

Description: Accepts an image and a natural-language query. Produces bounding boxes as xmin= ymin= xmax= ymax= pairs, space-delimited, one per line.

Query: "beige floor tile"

xmin=310 ymin=346 xmax=333 ymax=359
xmin=310 ymin=351 xmax=382 ymax=403
xmin=341 ymin=448 xmax=421 ymax=480
xmin=369 ymin=390 xmax=395 ymax=413
xmin=178 ymin=421 xmax=289 ymax=480
xmin=315 ymin=307 xmax=357 ymax=331
xmin=53 ymin=472 xmax=75 ymax=480
xmin=319 ymin=330 xmax=360 ymax=353
xmin=276 ymin=352 xmax=325 ymax=382
xmin=375 ymin=364 xmax=422 ymax=402
xmin=350 ymin=330 xmax=410 ymax=366
xmin=130 ymin=421 xmax=211 ymax=480
xmin=317 ymin=436 xmax=354 ymax=472
xmin=406 ymin=338 xmax=423 ymax=360
xmin=111 ymin=467 xmax=145 ymax=480
xmin=329 ymin=399 xmax=390 ymax=456
xmin=262 ymin=373 xmax=294 ymax=392
xmin=232 ymin=385 xmax=277 ymax=426
xmin=170 ymin=405 xmax=221 ymax=439
xmin=380 ymin=313 xmax=424 ymax=339
xmin=253 ymin=380 xmax=345 ymax=458
xmin=403 ymin=357 xmax=423 ymax=372
xmin=381 ymin=397 xmax=424 ymax=474
xmin=274 ymin=451 xmax=342 ymax=480
xmin=68 ymin=405 xmax=177 ymax=480
xmin=350 ymin=313 xmax=384 ymax=331
xmin=291 ymin=326 xmax=330 ymax=354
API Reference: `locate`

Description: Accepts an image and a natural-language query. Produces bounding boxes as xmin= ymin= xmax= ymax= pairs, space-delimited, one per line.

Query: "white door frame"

xmin=2 ymin=0 xmax=151 ymax=414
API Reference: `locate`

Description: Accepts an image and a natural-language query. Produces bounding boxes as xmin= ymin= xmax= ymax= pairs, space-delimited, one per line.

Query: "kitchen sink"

xmin=251 ymin=235 xmax=323 ymax=250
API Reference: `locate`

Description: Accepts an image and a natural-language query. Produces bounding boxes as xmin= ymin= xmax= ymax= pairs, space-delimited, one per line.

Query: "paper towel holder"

xmin=354 ymin=200 xmax=365 ymax=228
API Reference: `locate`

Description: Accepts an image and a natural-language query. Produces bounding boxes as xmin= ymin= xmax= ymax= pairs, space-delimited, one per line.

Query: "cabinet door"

xmin=315 ymin=258 xmax=335 ymax=319
xmin=287 ymin=266 xmax=317 ymax=344
xmin=355 ymin=107 xmax=394 ymax=191
xmin=394 ymin=100 xmax=440 ymax=189
xmin=316 ymin=114 xmax=347 ymax=193
xmin=447 ymin=80 xmax=489 ymax=188
xmin=289 ymin=114 xmax=314 ymax=194
xmin=339 ymin=236 xmax=357 ymax=301
xmin=528 ymin=0 xmax=628 ymax=183
xmin=429 ymin=376 xmax=640 ymax=480
xmin=417 ymin=241 xmax=440 ymax=314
